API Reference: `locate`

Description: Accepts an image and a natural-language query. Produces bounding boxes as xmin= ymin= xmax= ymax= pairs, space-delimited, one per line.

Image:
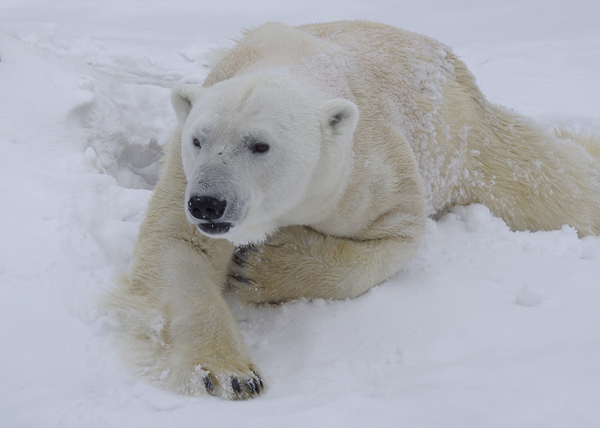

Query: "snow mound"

xmin=0 ymin=31 xmax=173 ymax=189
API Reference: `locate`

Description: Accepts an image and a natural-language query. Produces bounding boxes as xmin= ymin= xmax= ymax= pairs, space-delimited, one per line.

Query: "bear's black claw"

xmin=232 ymin=253 xmax=246 ymax=267
xmin=237 ymin=244 xmax=258 ymax=256
xmin=203 ymin=375 xmax=214 ymax=393
xmin=231 ymin=377 xmax=242 ymax=394
xmin=252 ymin=371 xmax=264 ymax=389
xmin=244 ymin=378 xmax=260 ymax=394
xmin=229 ymin=273 xmax=253 ymax=285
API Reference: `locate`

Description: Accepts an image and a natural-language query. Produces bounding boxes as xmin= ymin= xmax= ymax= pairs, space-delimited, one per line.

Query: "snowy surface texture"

xmin=1 ymin=1 xmax=599 ymax=427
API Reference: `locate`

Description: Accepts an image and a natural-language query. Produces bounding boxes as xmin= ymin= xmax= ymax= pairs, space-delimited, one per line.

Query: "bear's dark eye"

xmin=250 ymin=142 xmax=270 ymax=154
xmin=192 ymin=137 xmax=201 ymax=148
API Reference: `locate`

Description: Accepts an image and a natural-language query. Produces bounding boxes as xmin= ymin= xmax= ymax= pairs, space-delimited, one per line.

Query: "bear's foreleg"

xmin=228 ymin=221 xmax=425 ymax=303
xmin=109 ymin=237 xmax=265 ymax=399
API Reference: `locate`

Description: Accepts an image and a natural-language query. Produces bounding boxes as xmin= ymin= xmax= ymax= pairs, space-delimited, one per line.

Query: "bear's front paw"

xmin=227 ymin=227 xmax=318 ymax=303
xmin=228 ymin=244 xmax=275 ymax=303
xmin=187 ymin=362 xmax=264 ymax=400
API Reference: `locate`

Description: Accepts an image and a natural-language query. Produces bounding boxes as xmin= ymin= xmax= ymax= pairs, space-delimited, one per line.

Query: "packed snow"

xmin=1 ymin=1 xmax=599 ymax=427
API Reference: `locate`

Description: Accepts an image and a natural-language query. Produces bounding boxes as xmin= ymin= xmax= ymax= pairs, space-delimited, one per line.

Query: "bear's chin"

xmin=197 ymin=222 xmax=232 ymax=235
xmin=197 ymin=220 xmax=276 ymax=246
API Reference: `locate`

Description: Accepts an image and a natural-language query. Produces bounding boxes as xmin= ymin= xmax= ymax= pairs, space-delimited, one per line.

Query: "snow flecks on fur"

xmin=382 ymin=43 xmax=460 ymax=215
xmin=299 ymin=51 xmax=350 ymax=99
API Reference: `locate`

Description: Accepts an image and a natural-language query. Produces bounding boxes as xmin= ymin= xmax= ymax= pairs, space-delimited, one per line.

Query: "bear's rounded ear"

xmin=322 ymin=98 xmax=359 ymax=140
xmin=171 ymin=84 xmax=203 ymax=125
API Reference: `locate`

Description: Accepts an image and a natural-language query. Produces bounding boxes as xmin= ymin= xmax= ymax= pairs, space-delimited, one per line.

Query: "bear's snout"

xmin=188 ymin=196 xmax=227 ymax=221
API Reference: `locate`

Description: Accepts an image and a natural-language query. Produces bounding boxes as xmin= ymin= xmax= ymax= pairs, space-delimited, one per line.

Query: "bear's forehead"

xmin=201 ymin=70 xmax=321 ymax=108
xmin=189 ymin=83 xmax=315 ymax=134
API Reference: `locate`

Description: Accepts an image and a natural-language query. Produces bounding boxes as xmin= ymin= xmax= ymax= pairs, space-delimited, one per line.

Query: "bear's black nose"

xmin=188 ymin=196 xmax=227 ymax=220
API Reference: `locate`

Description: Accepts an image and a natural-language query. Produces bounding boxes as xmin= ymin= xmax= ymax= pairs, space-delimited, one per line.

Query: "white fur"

xmin=106 ymin=21 xmax=600 ymax=400
xmin=175 ymin=72 xmax=358 ymax=245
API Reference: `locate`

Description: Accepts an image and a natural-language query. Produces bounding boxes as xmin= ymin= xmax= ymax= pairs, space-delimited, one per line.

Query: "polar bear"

xmin=107 ymin=20 xmax=600 ymax=399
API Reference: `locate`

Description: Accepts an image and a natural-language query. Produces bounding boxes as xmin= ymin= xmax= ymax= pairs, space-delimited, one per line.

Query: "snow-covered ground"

xmin=1 ymin=1 xmax=599 ymax=426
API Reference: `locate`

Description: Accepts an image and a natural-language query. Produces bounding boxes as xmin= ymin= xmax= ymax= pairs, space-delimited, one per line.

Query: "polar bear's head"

xmin=172 ymin=73 xmax=358 ymax=245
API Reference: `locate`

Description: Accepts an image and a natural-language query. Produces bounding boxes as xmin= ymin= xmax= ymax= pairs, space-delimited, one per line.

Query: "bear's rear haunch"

xmin=105 ymin=21 xmax=600 ymax=400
